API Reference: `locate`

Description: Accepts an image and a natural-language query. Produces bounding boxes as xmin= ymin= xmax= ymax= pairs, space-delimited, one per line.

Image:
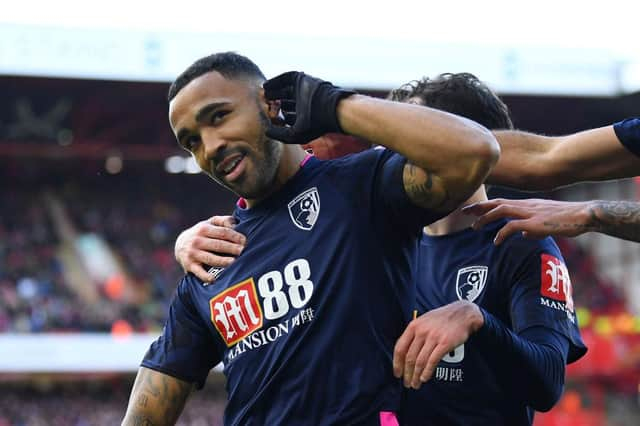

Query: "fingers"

xmin=283 ymin=112 xmax=297 ymax=126
xmin=471 ymin=204 xmax=530 ymax=230
xmin=185 ymin=250 xmax=235 ymax=282
xmin=191 ymin=249 xmax=236 ymax=269
xmin=410 ymin=340 xmax=437 ymax=389
xmin=194 ymin=236 xmax=243 ymax=257
xmin=188 ymin=264 xmax=215 ymax=283
xmin=176 ymin=217 xmax=247 ymax=283
xmin=280 ymin=100 xmax=296 ymax=111
xmin=393 ymin=326 xmax=414 ymax=379
xmin=182 ymin=247 xmax=235 ymax=282
xmin=263 ymin=71 xmax=299 ymax=100
xmin=278 ymin=100 xmax=297 ymax=126
xmin=395 ymin=321 xmax=437 ymax=389
xmin=209 ymin=215 xmax=237 ymax=229
xmin=419 ymin=344 xmax=452 ymax=385
xmin=395 ymin=323 xmax=446 ymax=389
xmin=461 ymin=199 xmax=504 ymax=216
xmin=493 ymin=219 xmax=529 ymax=245
xmin=200 ymin=223 xmax=246 ymax=246
xmin=401 ymin=335 xmax=426 ymax=388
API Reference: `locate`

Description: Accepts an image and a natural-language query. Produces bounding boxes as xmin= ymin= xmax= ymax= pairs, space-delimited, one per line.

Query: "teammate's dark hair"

xmin=168 ymin=52 xmax=266 ymax=101
xmin=389 ymin=73 xmax=513 ymax=130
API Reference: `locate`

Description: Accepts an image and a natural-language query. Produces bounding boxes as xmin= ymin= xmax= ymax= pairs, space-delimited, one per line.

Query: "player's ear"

xmin=267 ymin=100 xmax=281 ymax=122
xmin=258 ymin=87 xmax=282 ymax=122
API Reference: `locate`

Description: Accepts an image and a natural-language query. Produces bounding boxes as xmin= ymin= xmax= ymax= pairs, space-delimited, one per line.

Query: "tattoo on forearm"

xmin=541 ymin=221 xmax=593 ymax=233
xmin=142 ymin=368 xmax=161 ymax=397
xmin=403 ymin=164 xmax=449 ymax=209
xmin=136 ymin=394 xmax=148 ymax=408
xmin=130 ymin=415 xmax=155 ymax=426
xmin=590 ymin=201 xmax=640 ymax=242
xmin=124 ymin=369 xmax=193 ymax=426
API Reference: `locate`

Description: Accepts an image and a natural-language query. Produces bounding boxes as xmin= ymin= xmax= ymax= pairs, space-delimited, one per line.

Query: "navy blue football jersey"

xmin=613 ymin=117 xmax=640 ymax=157
xmin=403 ymin=219 xmax=587 ymax=426
xmin=143 ymin=150 xmax=444 ymax=425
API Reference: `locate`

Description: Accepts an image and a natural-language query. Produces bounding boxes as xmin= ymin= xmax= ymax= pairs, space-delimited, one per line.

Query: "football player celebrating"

xmin=122 ymin=53 xmax=499 ymax=426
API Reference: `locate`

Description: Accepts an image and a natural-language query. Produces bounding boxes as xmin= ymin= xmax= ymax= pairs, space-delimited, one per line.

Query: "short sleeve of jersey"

xmin=505 ymin=236 xmax=587 ymax=363
xmin=613 ymin=117 xmax=640 ymax=157
xmin=141 ymin=275 xmax=222 ymax=388
xmin=329 ymin=148 xmax=448 ymax=236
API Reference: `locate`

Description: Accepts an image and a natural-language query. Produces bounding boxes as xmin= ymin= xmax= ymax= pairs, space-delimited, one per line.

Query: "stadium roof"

xmin=1 ymin=0 xmax=639 ymax=96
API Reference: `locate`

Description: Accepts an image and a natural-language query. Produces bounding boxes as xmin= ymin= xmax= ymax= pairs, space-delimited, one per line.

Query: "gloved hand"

xmin=263 ymin=71 xmax=355 ymax=144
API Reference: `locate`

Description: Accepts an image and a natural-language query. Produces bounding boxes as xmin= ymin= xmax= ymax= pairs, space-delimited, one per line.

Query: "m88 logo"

xmin=210 ymin=259 xmax=314 ymax=346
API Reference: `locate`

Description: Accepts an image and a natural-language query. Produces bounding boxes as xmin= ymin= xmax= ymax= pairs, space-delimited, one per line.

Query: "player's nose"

xmin=201 ymin=128 xmax=228 ymax=161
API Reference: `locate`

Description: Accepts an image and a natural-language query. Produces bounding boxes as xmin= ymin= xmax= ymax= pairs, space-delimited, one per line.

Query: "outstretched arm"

xmin=122 ymin=367 xmax=194 ymax=426
xmin=489 ymin=124 xmax=640 ymax=191
xmin=463 ymin=198 xmax=640 ymax=244
xmin=338 ymin=95 xmax=500 ymax=212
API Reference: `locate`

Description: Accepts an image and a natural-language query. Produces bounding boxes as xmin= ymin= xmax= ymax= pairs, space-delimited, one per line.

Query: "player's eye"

xmin=182 ymin=135 xmax=201 ymax=151
xmin=210 ymin=110 xmax=229 ymax=125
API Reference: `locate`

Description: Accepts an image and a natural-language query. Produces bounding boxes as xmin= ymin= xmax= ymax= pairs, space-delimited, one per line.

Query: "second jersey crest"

xmin=455 ymin=266 xmax=488 ymax=302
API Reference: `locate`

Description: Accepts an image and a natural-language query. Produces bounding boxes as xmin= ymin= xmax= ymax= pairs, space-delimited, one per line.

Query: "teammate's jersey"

xmin=143 ymin=150 xmax=443 ymax=426
xmin=403 ymin=219 xmax=587 ymax=426
xmin=613 ymin=117 xmax=640 ymax=157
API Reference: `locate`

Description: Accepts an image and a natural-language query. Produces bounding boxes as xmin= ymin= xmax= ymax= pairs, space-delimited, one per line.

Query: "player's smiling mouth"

xmin=216 ymin=153 xmax=247 ymax=181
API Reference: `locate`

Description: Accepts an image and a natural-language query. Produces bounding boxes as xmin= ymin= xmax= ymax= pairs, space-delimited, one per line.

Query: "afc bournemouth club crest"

xmin=288 ymin=187 xmax=320 ymax=231
xmin=456 ymin=266 xmax=488 ymax=302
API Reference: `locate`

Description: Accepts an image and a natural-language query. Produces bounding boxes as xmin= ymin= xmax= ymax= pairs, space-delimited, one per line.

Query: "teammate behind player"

xmin=388 ymin=74 xmax=586 ymax=426
xmin=465 ymin=118 xmax=640 ymax=243
xmin=121 ymin=53 xmax=499 ymax=425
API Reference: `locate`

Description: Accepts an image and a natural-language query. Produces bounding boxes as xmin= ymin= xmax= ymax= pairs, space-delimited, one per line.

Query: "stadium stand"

xmin=0 ymin=379 xmax=226 ymax=425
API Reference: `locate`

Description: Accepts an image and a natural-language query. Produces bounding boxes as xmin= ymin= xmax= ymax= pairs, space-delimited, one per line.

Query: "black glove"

xmin=263 ymin=71 xmax=355 ymax=144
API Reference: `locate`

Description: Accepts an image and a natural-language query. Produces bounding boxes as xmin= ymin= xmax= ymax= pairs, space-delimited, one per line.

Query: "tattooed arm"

xmin=122 ymin=367 xmax=194 ymax=426
xmin=587 ymin=200 xmax=640 ymax=242
xmin=336 ymin=95 xmax=500 ymax=212
xmin=462 ymin=198 xmax=640 ymax=244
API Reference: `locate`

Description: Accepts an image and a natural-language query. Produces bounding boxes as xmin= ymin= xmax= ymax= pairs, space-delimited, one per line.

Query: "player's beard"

xmin=217 ymin=108 xmax=283 ymax=201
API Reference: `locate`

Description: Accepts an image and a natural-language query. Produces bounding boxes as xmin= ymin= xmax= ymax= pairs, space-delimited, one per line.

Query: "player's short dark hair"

xmin=388 ymin=73 xmax=513 ymax=130
xmin=168 ymin=52 xmax=266 ymax=101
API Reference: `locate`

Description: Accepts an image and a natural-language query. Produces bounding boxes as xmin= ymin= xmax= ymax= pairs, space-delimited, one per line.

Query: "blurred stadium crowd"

xmin=0 ymin=167 xmax=234 ymax=334
xmin=0 ymin=380 xmax=226 ymax=426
